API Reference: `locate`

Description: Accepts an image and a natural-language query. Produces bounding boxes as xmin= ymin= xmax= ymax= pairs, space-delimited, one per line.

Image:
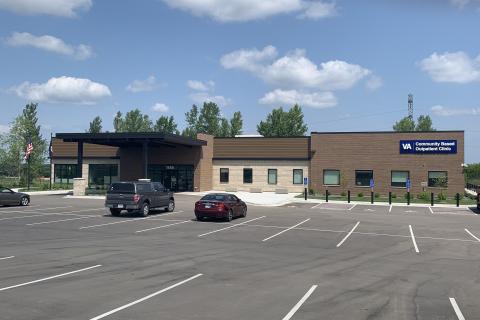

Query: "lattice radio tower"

xmin=408 ymin=94 xmax=414 ymax=120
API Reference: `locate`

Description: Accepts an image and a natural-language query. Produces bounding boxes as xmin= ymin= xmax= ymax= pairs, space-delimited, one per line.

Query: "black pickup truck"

xmin=105 ymin=181 xmax=175 ymax=217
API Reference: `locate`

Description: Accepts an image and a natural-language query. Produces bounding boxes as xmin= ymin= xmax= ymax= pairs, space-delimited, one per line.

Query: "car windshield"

xmin=201 ymin=194 xmax=226 ymax=201
xmin=108 ymin=183 xmax=135 ymax=193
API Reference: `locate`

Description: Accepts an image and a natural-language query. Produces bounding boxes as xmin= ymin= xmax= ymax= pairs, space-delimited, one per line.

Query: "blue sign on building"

xmin=400 ymin=140 xmax=457 ymax=154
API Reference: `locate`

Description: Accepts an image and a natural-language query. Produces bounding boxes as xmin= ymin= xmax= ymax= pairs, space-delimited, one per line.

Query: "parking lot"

xmin=0 ymin=195 xmax=479 ymax=320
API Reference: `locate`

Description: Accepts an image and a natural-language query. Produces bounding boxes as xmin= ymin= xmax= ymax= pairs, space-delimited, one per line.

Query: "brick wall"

xmin=194 ymin=134 xmax=214 ymax=191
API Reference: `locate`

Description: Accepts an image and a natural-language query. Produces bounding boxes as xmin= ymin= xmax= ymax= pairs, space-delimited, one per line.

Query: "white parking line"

xmin=0 ymin=256 xmax=14 ymax=260
xmin=79 ymin=211 xmax=183 ymax=229
xmin=0 ymin=205 xmax=40 ymax=210
xmin=465 ymin=228 xmax=480 ymax=242
xmin=262 ymin=218 xmax=310 ymax=242
xmin=198 ymin=216 xmax=266 ymax=237
xmin=0 ymin=265 xmax=101 ymax=292
xmin=310 ymin=203 xmax=322 ymax=209
xmin=0 ymin=206 xmax=74 ymax=215
xmin=428 ymin=207 xmax=434 ymax=214
xmin=449 ymin=297 xmax=466 ymax=320
xmin=348 ymin=204 xmax=357 ymax=211
xmin=389 ymin=205 xmax=392 ymax=213
xmin=89 ymin=274 xmax=203 ymax=320
xmin=409 ymin=225 xmax=420 ymax=253
xmin=0 ymin=208 xmax=104 ymax=221
xmin=135 ymin=220 xmax=191 ymax=233
xmin=26 ymin=216 xmax=96 ymax=226
xmin=282 ymin=285 xmax=318 ymax=320
xmin=336 ymin=221 xmax=360 ymax=247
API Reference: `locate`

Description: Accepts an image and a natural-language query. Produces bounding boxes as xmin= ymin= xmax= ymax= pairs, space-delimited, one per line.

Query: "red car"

xmin=195 ymin=193 xmax=247 ymax=221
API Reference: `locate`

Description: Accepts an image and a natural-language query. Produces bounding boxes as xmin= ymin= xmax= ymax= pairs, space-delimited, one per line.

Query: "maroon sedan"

xmin=195 ymin=193 xmax=247 ymax=222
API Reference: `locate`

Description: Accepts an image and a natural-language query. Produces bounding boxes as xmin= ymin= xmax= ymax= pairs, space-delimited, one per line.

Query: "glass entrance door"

xmin=147 ymin=165 xmax=193 ymax=192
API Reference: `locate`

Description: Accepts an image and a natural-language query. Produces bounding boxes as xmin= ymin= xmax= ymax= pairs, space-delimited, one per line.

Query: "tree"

xmin=154 ymin=116 xmax=179 ymax=134
xmin=88 ymin=116 xmax=103 ymax=133
xmin=393 ymin=115 xmax=435 ymax=132
xmin=113 ymin=109 xmax=152 ymax=132
xmin=182 ymin=104 xmax=199 ymax=138
xmin=182 ymin=102 xmax=243 ymax=137
xmin=416 ymin=115 xmax=435 ymax=131
xmin=393 ymin=117 xmax=415 ymax=132
xmin=229 ymin=111 xmax=243 ymax=137
xmin=4 ymin=103 xmax=47 ymax=184
xmin=257 ymin=104 xmax=308 ymax=137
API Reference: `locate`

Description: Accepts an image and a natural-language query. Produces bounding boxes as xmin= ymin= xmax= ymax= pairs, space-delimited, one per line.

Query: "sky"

xmin=0 ymin=0 xmax=479 ymax=162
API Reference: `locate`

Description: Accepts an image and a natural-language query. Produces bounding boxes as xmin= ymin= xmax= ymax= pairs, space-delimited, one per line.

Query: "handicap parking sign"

xmin=406 ymin=179 xmax=411 ymax=190
xmin=369 ymin=179 xmax=374 ymax=188
xmin=303 ymin=177 xmax=308 ymax=185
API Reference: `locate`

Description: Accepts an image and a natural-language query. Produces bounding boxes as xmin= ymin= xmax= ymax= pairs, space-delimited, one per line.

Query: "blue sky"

xmin=0 ymin=0 xmax=479 ymax=162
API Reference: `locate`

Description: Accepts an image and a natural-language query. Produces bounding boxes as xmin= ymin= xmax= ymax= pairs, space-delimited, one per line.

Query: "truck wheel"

xmin=110 ymin=208 xmax=121 ymax=216
xmin=140 ymin=202 xmax=150 ymax=217
xmin=165 ymin=199 xmax=175 ymax=212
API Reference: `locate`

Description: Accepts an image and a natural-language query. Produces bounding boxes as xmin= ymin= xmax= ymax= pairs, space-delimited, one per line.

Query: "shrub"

xmin=357 ymin=192 xmax=364 ymax=198
xmin=391 ymin=193 xmax=397 ymax=199
xmin=308 ymin=188 xmax=315 ymax=195
xmin=437 ymin=192 xmax=447 ymax=201
xmin=374 ymin=193 xmax=380 ymax=198
xmin=341 ymin=191 xmax=347 ymax=197
xmin=417 ymin=192 xmax=429 ymax=200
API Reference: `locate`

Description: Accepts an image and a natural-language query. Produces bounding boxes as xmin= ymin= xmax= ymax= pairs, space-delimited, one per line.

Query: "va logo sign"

xmin=402 ymin=143 xmax=412 ymax=150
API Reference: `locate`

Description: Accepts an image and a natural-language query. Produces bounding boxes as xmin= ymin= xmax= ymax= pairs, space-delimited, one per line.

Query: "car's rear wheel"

xmin=165 ymin=199 xmax=175 ymax=212
xmin=110 ymin=208 xmax=121 ymax=216
xmin=140 ymin=202 xmax=150 ymax=217
xmin=20 ymin=196 xmax=29 ymax=206
xmin=226 ymin=209 xmax=233 ymax=222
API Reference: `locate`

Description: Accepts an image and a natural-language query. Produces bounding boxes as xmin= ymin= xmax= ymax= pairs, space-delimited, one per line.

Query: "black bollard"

xmin=371 ymin=192 xmax=374 ymax=204
xmin=431 ymin=192 xmax=434 ymax=206
xmin=326 ymin=190 xmax=329 ymax=202
xmin=456 ymin=193 xmax=460 ymax=207
xmin=389 ymin=191 xmax=392 ymax=205
xmin=304 ymin=187 xmax=307 ymax=201
xmin=347 ymin=190 xmax=351 ymax=203
xmin=407 ymin=192 xmax=410 ymax=205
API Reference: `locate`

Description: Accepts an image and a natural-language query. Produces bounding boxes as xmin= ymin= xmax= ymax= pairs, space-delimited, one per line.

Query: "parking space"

xmin=1 ymin=194 xmax=480 ymax=319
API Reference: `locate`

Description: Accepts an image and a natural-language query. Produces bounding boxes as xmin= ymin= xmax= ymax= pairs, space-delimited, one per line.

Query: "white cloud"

xmin=126 ymin=76 xmax=159 ymax=93
xmin=221 ymin=46 xmax=372 ymax=90
xmin=0 ymin=0 xmax=92 ymax=17
xmin=5 ymin=32 xmax=93 ymax=60
xmin=0 ymin=124 xmax=10 ymax=134
xmin=189 ymin=92 xmax=231 ymax=107
xmin=299 ymin=1 xmax=336 ymax=19
xmin=420 ymin=51 xmax=480 ymax=83
xmin=366 ymin=75 xmax=383 ymax=90
xmin=431 ymin=105 xmax=480 ymax=116
xmin=151 ymin=103 xmax=169 ymax=113
xmin=450 ymin=0 xmax=470 ymax=9
xmin=187 ymin=80 xmax=215 ymax=91
xmin=259 ymin=89 xmax=337 ymax=108
xmin=10 ymin=76 xmax=111 ymax=104
xmin=161 ymin=0 xmax=335 ymax=22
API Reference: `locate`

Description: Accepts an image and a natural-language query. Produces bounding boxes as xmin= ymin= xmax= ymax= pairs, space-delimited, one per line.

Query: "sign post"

xmin=370 ymin=179 xmax=374 ymax=204
xmin=406 ymin=179 xmax=411 ymax=205
xmin=304 ymin=177 xmax=308 ymax=201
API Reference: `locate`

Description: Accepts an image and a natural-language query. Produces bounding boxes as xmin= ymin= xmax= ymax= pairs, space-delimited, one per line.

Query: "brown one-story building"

xmin=51 ymin=130 xmax=465 ymax=196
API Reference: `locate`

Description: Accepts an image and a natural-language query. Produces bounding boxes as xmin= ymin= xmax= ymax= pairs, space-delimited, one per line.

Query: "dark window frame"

xmin=220 ymin=168 xmax=229 ymax=183
xmin=355 ymin=170 xmax=374 ymax=187
xmin=323 ymin=169 xmax=341 ymax=186
xmin=268 ymin=169 xmax=278 ymax=185
xmin=54 ymin=164 xmax=78 ymax=185
xmin=293 ymin=169 xmax=304 ymax=185
xmin=243 ymin=168 xmax=253 ymax=184
xmin=428 ymin=171 xmax=448 ymax=188
xmin=391 ymin=170 xmax=410 ymax=188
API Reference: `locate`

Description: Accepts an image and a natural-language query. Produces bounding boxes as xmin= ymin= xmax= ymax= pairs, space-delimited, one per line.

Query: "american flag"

xmin=24 ymin=138 xmax=33 ymax=160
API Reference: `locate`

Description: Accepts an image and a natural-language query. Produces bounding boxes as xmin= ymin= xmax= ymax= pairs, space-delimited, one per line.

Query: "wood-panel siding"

xmin=309 ymin=131 xmax=464 ymax=196
xmin=213 ymin=137 xmax=309 ymax=159
xmin=51 ymin=138 xmax=119 ymax=158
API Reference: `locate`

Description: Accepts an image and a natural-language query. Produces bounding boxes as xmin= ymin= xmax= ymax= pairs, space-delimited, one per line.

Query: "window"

xmin=109 ymin=183 xmax=135 ymax=194
xmin=323 ymin=170 xmax=340 ymax=186
xmin=293 ymin=169 xmax=304 ymax=185
xmin=202 ymin=194 xmax=226 ymax=201
xmin=391 ymin=171 xmax=409 ymax=188
xmin=355 ymin=170 xmax=373 ymax=187
xmin=243 ymin=168 xmax=253 ymax=184
xmin=88 ymin=164 xmax=119 ymax=189
xmin=54 ymin=164 xmax=78 ymax=185
xmin=268 ymin=169 xmax=277 ymax=185
xmin=428 ymin=171 xmax=448 ymax=188
xmin=136 ymin=183 xmax=152 ymax=192
xmin=220 ymin=168 xmax=229 ymax=183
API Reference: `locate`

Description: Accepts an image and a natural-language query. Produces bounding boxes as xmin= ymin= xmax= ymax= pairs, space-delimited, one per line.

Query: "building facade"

xmin=51 ymin=131 xmax=465 ymax=196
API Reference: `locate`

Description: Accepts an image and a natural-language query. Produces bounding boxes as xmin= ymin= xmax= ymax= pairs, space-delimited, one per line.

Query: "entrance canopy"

xmin=55 ymin=132 xmax=207 ymax=148
xmin=55 ymin=132 xmax=208 ymax=180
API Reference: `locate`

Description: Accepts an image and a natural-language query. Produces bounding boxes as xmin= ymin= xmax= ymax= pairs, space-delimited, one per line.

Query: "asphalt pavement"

xmin=0 ymin=194 xmax=479 ymax=320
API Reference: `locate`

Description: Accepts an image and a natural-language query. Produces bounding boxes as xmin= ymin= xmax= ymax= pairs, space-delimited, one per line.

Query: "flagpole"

xmin=27 ymin=154 xmax=30 ymax=191
xmin=49 ymin=133 xmax=52 ymax=190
